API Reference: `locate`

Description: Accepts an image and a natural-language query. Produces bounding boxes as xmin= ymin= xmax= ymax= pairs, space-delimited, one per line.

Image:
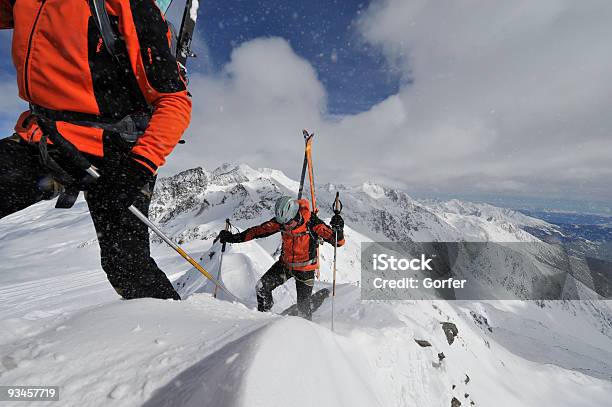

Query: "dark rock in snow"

xmin=470 ymin=311 xmax=493 ymax=332
xmin=441 ymin=322 xmax=459 ymax=345
xmin=414 ymin=339 xmax=432 ymax=347
xmin=438 ymin=352 xmax=446 ymax=361
xmin=451 ymin=396 xmax=462 ymax=407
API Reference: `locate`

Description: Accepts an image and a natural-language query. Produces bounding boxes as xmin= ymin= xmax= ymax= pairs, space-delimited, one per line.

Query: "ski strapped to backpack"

xmin=296 ymin=129 xmax=322 ymax=276
xmin=305 ymin=133 xmax=318 ymax=215
xmin=297 ymin=130 xmax=318 ymax=216
xmin=298 ymin=130 xmax=314 ymax=201
xmin=176 ymin=0 xmax=199 ymax=68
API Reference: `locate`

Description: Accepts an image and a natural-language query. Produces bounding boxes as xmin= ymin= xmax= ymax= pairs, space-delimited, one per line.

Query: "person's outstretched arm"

xmin=219 ymin=219 xmax=282 ymax=244
xmin=311 ymin=214 xmax=345 ymax=247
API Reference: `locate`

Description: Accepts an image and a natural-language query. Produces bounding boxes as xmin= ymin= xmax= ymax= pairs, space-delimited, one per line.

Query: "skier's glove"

xmin=90 ymin=157 xmax=152 ymax=209
xmin=330 ymin=214 xmax=344 ymax=231
xmin=218 ymin=230 xmax=239 ymax=244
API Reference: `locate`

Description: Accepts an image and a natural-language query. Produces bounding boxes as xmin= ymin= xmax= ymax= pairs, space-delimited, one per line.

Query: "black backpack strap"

xmin=88 ymin=0 xmax=145 ymax=101
xmin=307 ymin=215 xmax=321 ymax=241
xmin=88 ymin=0 xmax=120 ymax=59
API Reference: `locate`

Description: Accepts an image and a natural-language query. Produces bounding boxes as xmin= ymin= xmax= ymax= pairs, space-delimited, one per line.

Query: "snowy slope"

xmin=1 ymin=164 xmax=611 ymax=407
xmin=159 ymin=165 xmax=599 ymax=301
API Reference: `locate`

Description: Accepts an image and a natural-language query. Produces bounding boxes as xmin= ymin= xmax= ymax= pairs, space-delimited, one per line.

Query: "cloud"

xmin=169 ymin=36 xmax=415 ymax=189
xmin=167 ymin=37 xmax=328 ymax=177
xmin=170 ymin=6 xmax=611 ymax=203
xmin=170 ymin=1 xmax=612 ymax=203
xmin=350 ymin=0 xmax=612 ymax=200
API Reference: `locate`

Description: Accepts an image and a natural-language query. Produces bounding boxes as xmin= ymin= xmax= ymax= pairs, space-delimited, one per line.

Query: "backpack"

xmin=88 ymin=0 xmax=178 ymax=69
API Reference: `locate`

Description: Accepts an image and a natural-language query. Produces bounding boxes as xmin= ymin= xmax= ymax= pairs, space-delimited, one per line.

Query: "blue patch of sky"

xmin=168 ymin=0 xmax=403 ymax=115
xmin=0 ymin=30 xmax=13 ymax=72
xmin=0 ymin=31 xmax=19 ymax=136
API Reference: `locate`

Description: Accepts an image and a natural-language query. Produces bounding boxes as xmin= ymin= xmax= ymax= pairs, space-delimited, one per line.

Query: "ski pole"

xmin=331 ymin=191 xmax=342 ymax=332
xmin=213 ymin=219 xmax=231 ymax=298
xmin=36 ymin=118 xmax=239 ymax=301
xmin=128 ymin=208 xmax=238 ymax=301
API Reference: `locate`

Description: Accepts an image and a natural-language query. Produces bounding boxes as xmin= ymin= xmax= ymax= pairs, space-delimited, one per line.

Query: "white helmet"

xmin=275 ymin=196 xmax=299 ymax=224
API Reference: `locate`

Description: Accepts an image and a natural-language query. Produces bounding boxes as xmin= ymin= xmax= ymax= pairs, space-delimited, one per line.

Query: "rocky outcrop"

xmin=442 ymin=322 xmax=459 ymax=345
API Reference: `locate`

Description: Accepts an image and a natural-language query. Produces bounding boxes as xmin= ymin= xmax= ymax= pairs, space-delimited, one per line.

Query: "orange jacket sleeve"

xmin=113 ymin=0 xmax=191 ymax=173
xmin=239 ymin=218 xmax=282 ymax=242
xmin=312 ymin=215 xmax=345 ymax=247
xmin=0 ymin=0 xmax=13 ymax=29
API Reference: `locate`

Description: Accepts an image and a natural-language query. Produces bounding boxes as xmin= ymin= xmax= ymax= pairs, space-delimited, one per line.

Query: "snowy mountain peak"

xmin=149 ymin=164 xmax=554 ymax=245
xmin=430 ymin=199 xmax=551 ymax=228
xmin=161 ymin=166 xmax=208 ymax=187
xmin=209 ymin=163 xmax=261 ymax=186
xmin=362 ymin=182 xmax=386 ymax=199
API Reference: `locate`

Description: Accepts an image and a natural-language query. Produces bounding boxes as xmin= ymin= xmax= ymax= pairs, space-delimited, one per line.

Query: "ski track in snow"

xmin=1 ymin=165 xmax=612 ymax=406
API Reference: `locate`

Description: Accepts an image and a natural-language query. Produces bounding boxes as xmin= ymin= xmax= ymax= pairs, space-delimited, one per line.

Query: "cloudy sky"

xmin=1 ymin=0 xmax=611 ymax=208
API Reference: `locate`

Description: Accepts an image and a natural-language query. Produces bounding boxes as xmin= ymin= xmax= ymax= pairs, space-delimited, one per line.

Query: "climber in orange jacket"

xmin=219 ymin=196 xmax=345 ymax=319
xmin=0 ymin=0 xmax=191 ymax=300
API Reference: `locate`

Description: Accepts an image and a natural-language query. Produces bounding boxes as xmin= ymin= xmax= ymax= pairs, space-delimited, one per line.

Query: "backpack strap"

xmin=88 ymin=0 xmax=121 ymax=60
xmin=88 ymin=0 xmax=146 ymax=102
xmin=308 ymin=215 xmax=322 ymax=240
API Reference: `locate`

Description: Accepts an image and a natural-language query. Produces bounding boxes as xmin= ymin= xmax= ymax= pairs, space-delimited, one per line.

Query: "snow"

xmin=1 ymin=164 xmax=611 ymax=406
xmin=1 ymin=294 xmax=270 ymax=406
xmin=362 ymin=182 xmax=386 ymax=200
xmin=190 ymin=0 xmax=199 ymax=22
xmin=146 ymin=317 xmax=383 ymax=407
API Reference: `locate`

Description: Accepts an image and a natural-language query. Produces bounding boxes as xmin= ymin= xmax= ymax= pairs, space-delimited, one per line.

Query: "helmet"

xmin=275 ymin=196 xmax=299 ymax=224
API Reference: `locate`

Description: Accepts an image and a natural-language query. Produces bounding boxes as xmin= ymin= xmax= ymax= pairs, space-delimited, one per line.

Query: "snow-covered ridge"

xmin=1 ymin=163 xmax=611 ymax=407
xmin=426 ymin=198 xmax=552 ymax=228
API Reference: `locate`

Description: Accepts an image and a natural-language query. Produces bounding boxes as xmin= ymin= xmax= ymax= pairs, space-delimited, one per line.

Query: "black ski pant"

xmin=256 ymin=260 xmax=315 ymax=320
xmin=0 ymin=135 xmax=180 ymax=300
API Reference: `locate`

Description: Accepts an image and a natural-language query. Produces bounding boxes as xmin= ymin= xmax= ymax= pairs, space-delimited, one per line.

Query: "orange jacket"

xmin=239 ymin=199 xmax=345 ymax=272
xmin=1 ymin=0 xmax=191 ymax=174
